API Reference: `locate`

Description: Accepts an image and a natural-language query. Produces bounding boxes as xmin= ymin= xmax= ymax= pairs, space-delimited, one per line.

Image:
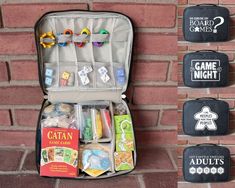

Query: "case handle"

xmin=196 ymin=97 xmax=217 ymax=100
xmin=196 ymin=50 xmax=217 ymax=53
xmin=196 ymin=143 xmax=218 ymax=146
xmin=196 ymin=4 xmax=217 ymax=6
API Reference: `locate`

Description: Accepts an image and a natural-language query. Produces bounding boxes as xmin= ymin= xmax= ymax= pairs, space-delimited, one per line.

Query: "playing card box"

xmin=40 ymin=127 xmax=79 ymax=177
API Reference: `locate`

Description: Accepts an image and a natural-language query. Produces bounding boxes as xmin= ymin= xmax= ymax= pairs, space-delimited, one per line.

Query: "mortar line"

xmin=137 ymin=174 xmax=146 ymax=188
xmin=54 ymin=179 xmax=60 ymax=188
xmin=18 ymin=149 xmax=28 ymax=171
xmin=167 ymin=148 xmax=177 ymax=170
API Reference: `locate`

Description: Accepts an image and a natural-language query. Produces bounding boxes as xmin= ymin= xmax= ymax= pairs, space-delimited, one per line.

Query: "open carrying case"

xmin=34 ymin=10 xmax=136 ymax=179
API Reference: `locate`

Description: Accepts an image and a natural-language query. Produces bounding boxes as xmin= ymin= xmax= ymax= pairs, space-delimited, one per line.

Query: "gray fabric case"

xmin=34 ymin=10 xmax=136 ymax=179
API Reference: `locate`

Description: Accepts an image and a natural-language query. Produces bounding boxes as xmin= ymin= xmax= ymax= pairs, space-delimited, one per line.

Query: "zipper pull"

xmin=121 ymin=94 xmax=129 ymax=103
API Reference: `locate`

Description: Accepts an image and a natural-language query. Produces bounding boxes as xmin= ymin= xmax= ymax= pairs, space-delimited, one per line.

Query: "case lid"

xmin=35 ymin=11 xmax=133 ymax=103
xmin=183 ymin=144 xmax=230 ymax=183
xmin=183 ymin=50 xmax=229 ymax=88
xmin=183 ymin=4 xmax=230 ymax=42
xmin=183 ymin=98 xmax=229 ymax=136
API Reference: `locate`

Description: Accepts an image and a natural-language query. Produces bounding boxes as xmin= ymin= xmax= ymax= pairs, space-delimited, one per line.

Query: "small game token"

xmin=116 ymin=68 xmax=125 ymax=77
xmin=98 ymin=66 xmax=108 ymax=75
xmin=60 ymin=78 xmax=68 ymax=86
xmin=117 ymin=76 xmax=126 ymax=85
xmin=67 ymin=72 xmax=74 ymax=86
xmin=45 ymin=77 xmax=53 ymax=86
xmin=83 ymin=66 xmax=93 ymax=74
xmin=101 ymin=74 xmax=110 ymax=83
xmin=81 ymin=75 xmax=90 ymax=85
xmin=62 ymin=71 xmax=70 ymax=80
xmin=45 ymin=68 xmax=54 ymax=77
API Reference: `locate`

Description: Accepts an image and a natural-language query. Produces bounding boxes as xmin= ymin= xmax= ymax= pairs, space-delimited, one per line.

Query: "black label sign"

xmin=190 ymin=60 xmax=222 ymax=81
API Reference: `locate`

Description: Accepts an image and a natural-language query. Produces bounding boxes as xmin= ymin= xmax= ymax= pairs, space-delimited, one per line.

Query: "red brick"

xmin=178 ymin=183 xmax=208 ymax=188
xmin=178 ymin=46 xmax=188 ymax=51
xmin=0 ymin=110 xmax=12 ymax=126
xmin=178 ymin=7 xmax=185 ymax=17
xmin=0 ymin=175 xmax=55 ymax=188
xmin=2 ymin=3 xmax=88 ymax=28
xmin=133 ymin=86 xmax=177 ymax=105
xmin=0 ymin=131 xmax=35 ymax=146
xmin=171 ymin=61 xmax=178 ymax=82
xmin=219 ymin=42 xmax=235 ymax=51
xmin=93 ymin=3 xmax=176 ymax=28
xmin=0 ymin=86 xmax=43 ymax=105
xmin=59 ymin=175 xmax=140 ymax=188
xmin=187 ymin=93 xmax=218 ymax=99
xmin=219 ymin=93 xmax=235 ymax=98
xmin=161 ymin=110 xmax=177 ymax=126
xmin=136 ymin=147 xmax=174 ymax=170
xmin=132 ymin=110 xmax=159 ymax=127
xmin=179 ymin=0 xmax=188 ymax=5
xmin=0 ymin=33 xmax=35 ymax=55
xmin=188 ymin=45 xmax=218 ymax=51
xmin=22 ymin=150 xmax=37 ymax=171
xmin=132 ymin=61 xmax=169 ymax=82
xmin=0 ymin=62 xmax=9 ymax=81
xmin=125 ymin=84 xmax=134 ymax=101
xmin=136 ymin=130 xmax=177 ymax=146
xmin=210 ymin=87 xmax=235 ymax=94
xmin=135 ymin=33 xmax=177 ymax=55
xmin=143 ymin=172 xmax=177 ymax=188
xmin=220 ymin=0 xmax=235 ymax=5
xmin=189 ymin=0 xmax=219 ymax=4
xmin=15 ymin=109 xmax=39 ymax=127
xmin=178 ymin=94 xmax=187 ymax=100
xmin=211 ymin=182 xmax=235 ymax=188
xmin=0 ymin=150 xmax=23 ymax=171
xmin=10 ymin=60 xmax=38 ymax=81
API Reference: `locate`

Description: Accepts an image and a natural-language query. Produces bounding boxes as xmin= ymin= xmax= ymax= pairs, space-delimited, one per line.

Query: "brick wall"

xmin=178 ymin=0 xmax=235 ymax=187
xmin=0 ymin=1 xmax=177 ymax=188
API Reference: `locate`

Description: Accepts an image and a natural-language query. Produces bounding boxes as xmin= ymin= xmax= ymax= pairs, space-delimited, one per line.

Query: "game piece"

xmin=93 ymin=29 xmax=109 ymax=47
xmin=45 ymin=77 xmax=53 ymax=86
xmin=116 ymin=68 xmax=125 ymax=77
xmin=75 ymin=28 xmax=91 ymax=47
xmin=60 ymin=78 xmax=68 ymax=86
xmin=45 ymin=68 xmax=54 ymax=77
xmin=62 ymin=71 xmax=70 ymax=80
xmin=40 ymin=31 xmax=55 ymax=48
xmin=98 ymin=66 xmax=108 ymax=75
xmin=117 ymin=76 xmax=125 ymax=85
xmin=67 ymin=72 xmax=74 ymax=86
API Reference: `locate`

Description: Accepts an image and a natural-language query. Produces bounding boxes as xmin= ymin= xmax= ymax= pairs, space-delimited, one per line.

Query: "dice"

xmin=62 ymin=71 xmax=70 ymax=80
xmin=45 ymin=77 xmax=53 ymax=86
xmin=45 ymin=68 xmax=54 ymax=77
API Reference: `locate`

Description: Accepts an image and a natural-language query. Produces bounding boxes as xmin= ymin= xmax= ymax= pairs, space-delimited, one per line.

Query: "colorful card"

xmin=114 ymin=115 xmax=133 ymax=135
xmin=40 ymin=128 xmax=79 ymax=178
xmin=114 ymin=151 xmax=134 ymax=171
